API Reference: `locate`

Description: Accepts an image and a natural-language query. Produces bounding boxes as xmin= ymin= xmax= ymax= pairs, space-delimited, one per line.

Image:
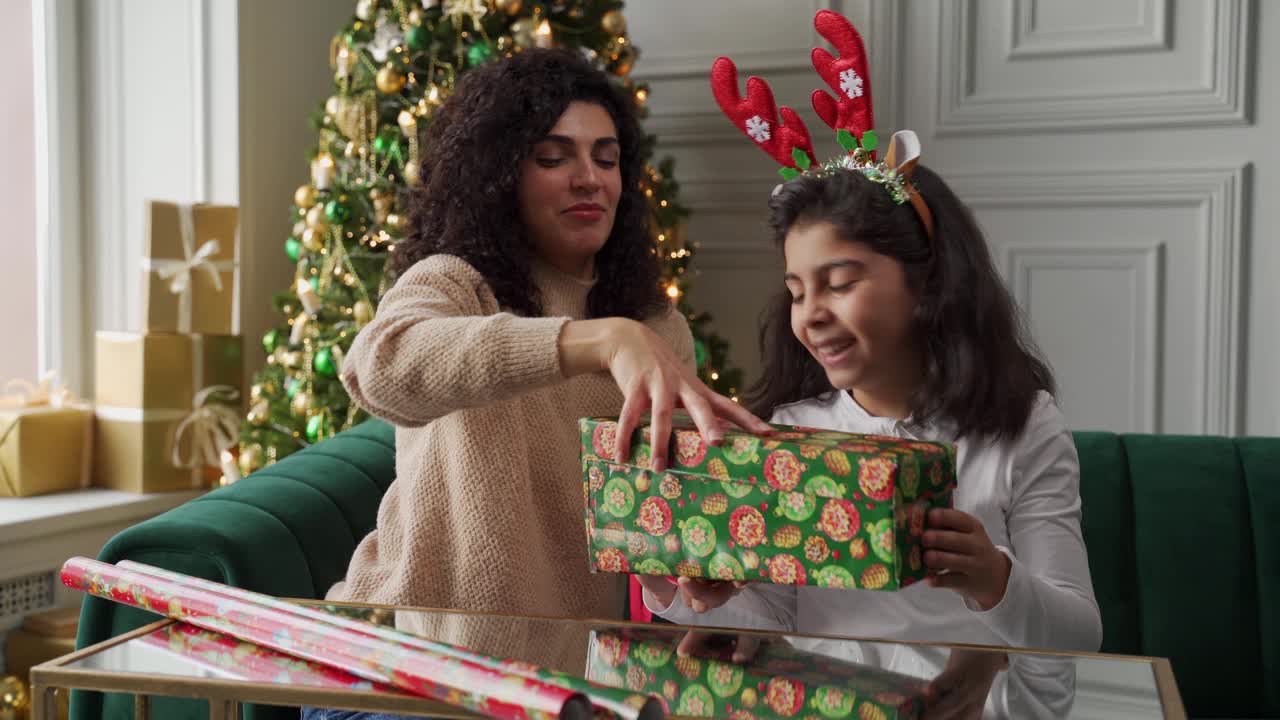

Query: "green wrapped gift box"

xmin=580 ymin=417 xmax=956 ymax=591
xmin=586 ymin=626 xmax=927 ymax=719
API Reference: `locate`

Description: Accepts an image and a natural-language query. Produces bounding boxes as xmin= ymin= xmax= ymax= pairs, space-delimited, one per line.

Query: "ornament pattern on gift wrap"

xmin=582 ymin=418 xmax=955 ymax=591
xmin=587 ymin=629 xmax=927 ymax=720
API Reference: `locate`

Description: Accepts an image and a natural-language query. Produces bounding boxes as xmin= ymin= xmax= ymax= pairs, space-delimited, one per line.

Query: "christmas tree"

xmin=237 ymin=0 xmax=742 ymax=475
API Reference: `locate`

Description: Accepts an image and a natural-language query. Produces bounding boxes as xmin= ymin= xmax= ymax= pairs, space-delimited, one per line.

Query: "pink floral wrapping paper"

xmin=114 ymin=559 xmax=661 ymax=720
xmin=62 ymin=557 xmax=595 ymax=720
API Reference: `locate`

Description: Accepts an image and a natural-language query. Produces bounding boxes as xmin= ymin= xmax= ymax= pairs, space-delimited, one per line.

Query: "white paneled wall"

xmin=630 ymin=0 xmax=1275 ymax=436
xmin=65 ymin=0 xmax=1276 ymax=433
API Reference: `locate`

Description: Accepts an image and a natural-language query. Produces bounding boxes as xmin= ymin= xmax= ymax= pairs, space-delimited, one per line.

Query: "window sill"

xmin=0 ymin=488 xmax=203 ymax=634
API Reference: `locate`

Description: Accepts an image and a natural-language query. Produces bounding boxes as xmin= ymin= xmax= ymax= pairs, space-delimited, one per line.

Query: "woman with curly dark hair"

xmin=328 ymin=48 xmax=768 ymax=631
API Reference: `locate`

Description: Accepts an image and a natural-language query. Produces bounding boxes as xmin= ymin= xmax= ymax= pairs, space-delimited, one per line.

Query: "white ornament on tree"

xmin=368 ymin=21 xmax=405 ymax=62
xmin=442 ymin=0 xmax=487 ymax=26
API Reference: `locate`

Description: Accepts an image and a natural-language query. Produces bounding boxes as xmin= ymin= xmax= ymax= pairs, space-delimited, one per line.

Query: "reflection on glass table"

xmin=33 ymin=601 xmax=1182 ymax=720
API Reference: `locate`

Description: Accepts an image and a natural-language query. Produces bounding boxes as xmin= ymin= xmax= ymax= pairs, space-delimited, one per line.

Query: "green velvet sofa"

xmin=69 ymin=420 xmax=1280 ymax=719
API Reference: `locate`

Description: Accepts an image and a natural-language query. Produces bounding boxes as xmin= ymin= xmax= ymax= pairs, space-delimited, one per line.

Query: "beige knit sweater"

xmin=332 ymin=253 xmax=694 ymax=622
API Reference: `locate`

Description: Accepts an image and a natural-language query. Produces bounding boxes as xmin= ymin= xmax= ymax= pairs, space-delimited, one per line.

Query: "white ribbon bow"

xmin=171 ymin=386 xmax=241 ymax=471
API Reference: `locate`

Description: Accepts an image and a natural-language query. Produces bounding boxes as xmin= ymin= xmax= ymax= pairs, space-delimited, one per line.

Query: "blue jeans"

xmin=300 ymin=708 xmax=429 ymax=720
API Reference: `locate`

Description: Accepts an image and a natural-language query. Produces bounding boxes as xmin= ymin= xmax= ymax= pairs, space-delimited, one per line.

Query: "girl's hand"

xmin=922 ymin=649 xmax=1008 ymax=719
xmin=561 ymin=318 xmax=771 ymax=471
xmin=922 ymin=509 xmax=1012 ymax=610
xmin=674 ymin=576 xmax=748 ymax=614
xmin=634 ymin=575 xmax=746 ymax=614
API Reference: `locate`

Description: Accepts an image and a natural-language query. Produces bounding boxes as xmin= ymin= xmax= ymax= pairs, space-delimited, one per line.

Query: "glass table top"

xmin=55 ymin=602 xmax=1172 ymax=719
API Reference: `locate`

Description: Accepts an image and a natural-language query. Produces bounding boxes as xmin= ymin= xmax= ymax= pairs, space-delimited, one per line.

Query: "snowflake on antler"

xmin=745 ymin=115 xmax=771 ymax=143
xmin=839 ymin=69 xmax=864 ymax=99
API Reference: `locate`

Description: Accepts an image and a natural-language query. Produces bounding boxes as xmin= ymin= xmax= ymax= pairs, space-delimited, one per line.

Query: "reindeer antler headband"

xmin=710 ymin=10 xmax=935 ymax=241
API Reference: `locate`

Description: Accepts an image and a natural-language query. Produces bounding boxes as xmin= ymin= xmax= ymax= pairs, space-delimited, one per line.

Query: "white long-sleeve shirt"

xmin=646 ymin=390 xmax=1102 ymax=717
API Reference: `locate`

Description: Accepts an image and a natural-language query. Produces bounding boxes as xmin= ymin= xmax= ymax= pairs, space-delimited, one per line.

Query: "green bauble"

xmin=406 ymin=25 xmax=430 ymax=50
xmin=693 ymin=338 xmax=708 ymax=368
xmin=286 ymin=377 xmax=301 ymax=399
xmin=285 ymin=237 xmax=302 ymax=262
xmin=466 ymin=41 xmax=495 ymax=66
xmin=324 ymin=200 xmax=351 ymax=224
xmin=306 ymin=413 xmax=331 ymax=443
xmin=314 ymin=347 xmax=337 ymax=377
xmin=262 ymin=328 xmax=282 ymax=354
xmin=309 ymin=276 xmax=320 ymax=293
xmin=373 ymin=130 xmax=399 ymax=156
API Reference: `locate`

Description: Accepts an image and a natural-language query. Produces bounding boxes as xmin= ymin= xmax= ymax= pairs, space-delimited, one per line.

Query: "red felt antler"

xmin=810 ymin=9 xmax=874 ymax=137
xmin=711 ymin=56 xmax=815 ymax=169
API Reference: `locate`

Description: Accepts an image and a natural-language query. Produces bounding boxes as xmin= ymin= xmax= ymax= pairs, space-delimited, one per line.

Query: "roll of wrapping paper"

xmin=116 ymin=559 xmax=661 ymax=720
xmin=61 ymin=557 xmax=592 ymax=720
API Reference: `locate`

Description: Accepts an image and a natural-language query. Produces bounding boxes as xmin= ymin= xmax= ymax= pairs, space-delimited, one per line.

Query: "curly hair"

xmin=745 ymin=167 xmax=1056 ymax=443
xmin=392 ymin=48 xmax=666 ymax=321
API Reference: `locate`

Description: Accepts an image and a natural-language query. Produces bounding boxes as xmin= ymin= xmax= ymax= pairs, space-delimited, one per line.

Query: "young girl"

xmin=639 ymin=11 xmax=1102 ymax=716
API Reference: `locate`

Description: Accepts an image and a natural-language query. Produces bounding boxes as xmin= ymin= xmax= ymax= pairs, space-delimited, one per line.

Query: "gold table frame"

xmin=29 ymin=603 xmax=1189 ymax=720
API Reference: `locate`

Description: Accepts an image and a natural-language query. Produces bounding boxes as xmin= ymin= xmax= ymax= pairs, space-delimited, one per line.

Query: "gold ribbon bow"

xmin=171 ymin=386 xmax=241 ymax=472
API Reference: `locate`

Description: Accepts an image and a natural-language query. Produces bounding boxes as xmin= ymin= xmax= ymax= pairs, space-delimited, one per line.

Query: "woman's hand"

xmin=560 ymin=318 xmax=771 ymax=471
xmin=922 ymin=649 xmax=1007 ymax=719
xmin=922 ymin=509 xmax=1012 ymax=610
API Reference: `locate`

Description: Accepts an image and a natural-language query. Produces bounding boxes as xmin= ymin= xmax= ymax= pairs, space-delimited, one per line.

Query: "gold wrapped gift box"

xmin=93 ymin=332 xmax=243 ymax=493
xmin=141 ymin=201 xmax=240 ymax=336
xmin=0 ymin=404 xmax=92 ymax=498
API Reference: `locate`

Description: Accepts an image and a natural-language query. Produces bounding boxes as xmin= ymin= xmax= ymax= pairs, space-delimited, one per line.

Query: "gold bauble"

xmin=353 ymin=300 xmax=374 ymax=325
xmin=324 ymin=95 xmax=340 ymax=117
xmin=247 ymin=401 xmax=270 ymax=426
xmin=294 ymin=184 xmax=317 ymax=208
xmin=376 ymin=66 xmax=407 ymax=94
xmin=355 ymin=0 xmax=375 ymax=21
xmin=238 ymin=444 xmax=264 ymax=475
xmin=403 ymin=162 xmax=420 ymax=185
xmin=1 ymin=675 xmax=29 ymax=717
xmin=305 ymin=204 xmax=329 ymax=230
xmin=291 ymin=391 xmax=311 ymax=418
xmin=282 ymin=351 xmax=303 ymax=369
xmin=250 ymin=384 xmax=266 ymax=403
xmin=408 ymin=8 xmax=425 ymax=24
xmin=511 ymin=18 xmax=536 ymax=48
xmin=301 ymin=228 xmax=324 ymax=252
xmin=492 ymin=0 xmax=522 ymax=15
xmin=397 ymin=109 xmax=417 ymax=136
xmin=600 ymin=9 xmax=626 ymax=35
xmin=385 ymin=213 xmax=407 ymax=233
xmin=369 ymin=187 xmax=390 ymax=203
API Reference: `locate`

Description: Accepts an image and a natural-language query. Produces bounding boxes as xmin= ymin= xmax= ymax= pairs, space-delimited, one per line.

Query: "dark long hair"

xmin=745 ymin=167 xmax=1055 ymax=442
xmin=392 ymin=48 xmax=666 ymax=321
